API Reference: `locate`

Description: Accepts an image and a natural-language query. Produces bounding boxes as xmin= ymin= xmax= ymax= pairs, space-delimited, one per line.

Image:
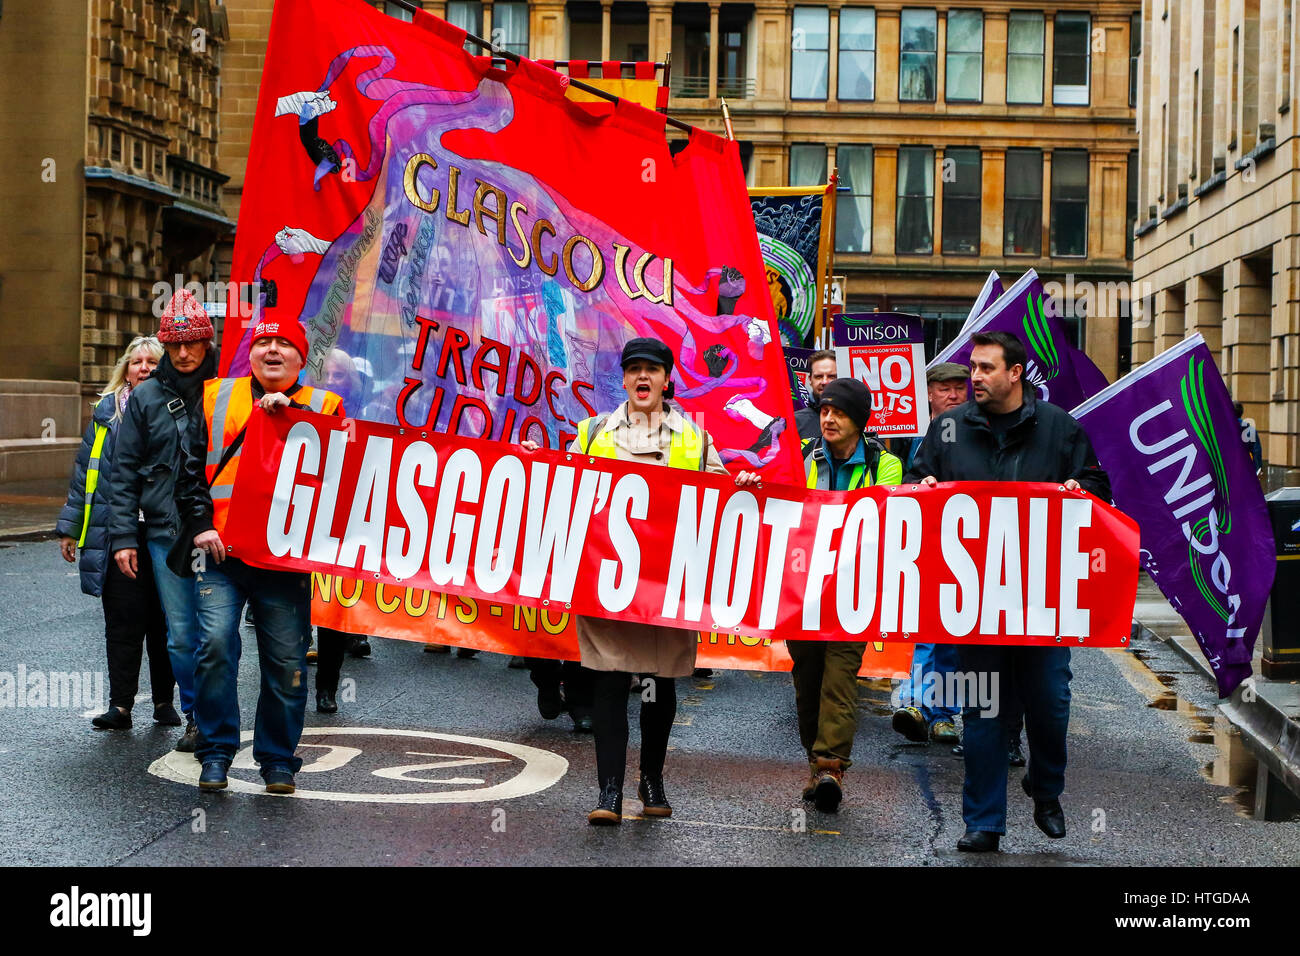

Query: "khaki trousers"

xmin=787 ymin=640 xmax=868 ymax=767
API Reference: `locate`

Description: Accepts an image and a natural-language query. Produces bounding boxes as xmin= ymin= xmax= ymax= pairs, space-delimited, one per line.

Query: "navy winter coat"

xmin=55 ymin=395 xmax=132 ymax=596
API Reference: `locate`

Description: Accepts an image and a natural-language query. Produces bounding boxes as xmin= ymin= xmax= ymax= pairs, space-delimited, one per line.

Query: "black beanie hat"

xmin=818 ymin=378 xmax=874 ymax=431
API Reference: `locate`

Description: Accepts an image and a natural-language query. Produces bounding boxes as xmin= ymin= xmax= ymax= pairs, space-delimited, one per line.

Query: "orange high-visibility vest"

xmin=203 ymin=377 xmax=343 ymax=536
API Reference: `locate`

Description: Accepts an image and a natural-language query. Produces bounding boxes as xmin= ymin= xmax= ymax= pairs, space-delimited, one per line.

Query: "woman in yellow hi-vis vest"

xmin=523 ymin=338 xmax=729 ymax=825
xmin=57 ymin=337 xmax=175 ymax=731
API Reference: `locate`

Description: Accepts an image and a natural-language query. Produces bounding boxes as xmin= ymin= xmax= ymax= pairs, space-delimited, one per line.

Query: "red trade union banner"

xmin=833 ymin=313 xmax=929 ymax=438
xmin=220 ymin=0 xmax=803 ymax=483
xmin=226 ymin=409 xmax=1141 ymax=646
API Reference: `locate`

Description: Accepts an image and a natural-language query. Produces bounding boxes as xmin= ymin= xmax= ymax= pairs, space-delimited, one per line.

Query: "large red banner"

xmin=221 ymin=0 xmax=814 ymax=662
xmin=225 ymin=409 xmax=1140 ymax=647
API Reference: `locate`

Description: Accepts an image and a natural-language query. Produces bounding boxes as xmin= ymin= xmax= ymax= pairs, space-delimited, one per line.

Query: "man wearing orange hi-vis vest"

xmin=173 ymin=320 xmax=344 ymax=795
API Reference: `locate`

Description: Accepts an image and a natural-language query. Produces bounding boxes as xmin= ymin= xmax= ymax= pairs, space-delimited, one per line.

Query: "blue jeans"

xmin=895 ymin=642 xmax=960 ymax=724
xmin=145 ymin=533 xmax=198 ymax=718
xmin=956 ymin=645 xmax=1071 ymax=834
xmin=192 ymin=557 xmax=311 ymax=776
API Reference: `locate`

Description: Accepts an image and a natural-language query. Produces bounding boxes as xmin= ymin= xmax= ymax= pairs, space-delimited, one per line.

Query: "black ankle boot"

xmin=587 ymin=778 xmax=622 ymax=825
xmin=316 ymin=689 xmax=338 ymax=713
xmin=638 ymin=775 xmax=672 ymax=817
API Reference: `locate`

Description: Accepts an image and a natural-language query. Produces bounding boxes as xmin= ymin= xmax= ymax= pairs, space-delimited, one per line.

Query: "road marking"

xmin=371 ymin=751 xmax=510 ymax=783
xmin=147 ymin=726 xmax=568 ymax=803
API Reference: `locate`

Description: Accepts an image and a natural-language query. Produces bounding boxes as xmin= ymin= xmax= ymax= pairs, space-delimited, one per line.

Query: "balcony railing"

xmin=669 ymin=75 xmax=756 ymax=99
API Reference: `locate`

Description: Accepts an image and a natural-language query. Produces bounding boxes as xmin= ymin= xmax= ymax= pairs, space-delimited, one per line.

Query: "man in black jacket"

xmin=905 ymin=331 xmax=1110 ymax=853
xmin=108 ymin=290 xmax=217 ymax=752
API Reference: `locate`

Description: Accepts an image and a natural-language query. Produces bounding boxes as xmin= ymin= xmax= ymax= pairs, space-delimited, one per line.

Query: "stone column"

xmin=1271 ymin=234 xmax=1300 ymax=477
xmin=750 ymin=142 xmax=786 ymax=187
xmin=1131 ymin=290 xmax=1155 ymax=366
xmin=1223 ymin=253 xmax=1274 ymax=442
xmin=1043 ymin=14 xmax=1055 ymax=105
xmin=874 ymin=145 xmax=898 ymax=256
xmin=753 ymin=3 xmax=789 ymax=104
xmin=1041 ymin=150 xmax=1053 ymax=256
xmin=876 ymin=9 xmax=899 ymax=104
xmin=1185 ymin=270 xmax=1225 ymax=356
xmin=709 ymin=3 xmax=720 ymax=99
xmin=1154 ymin=285 xmax=1186 ymax=355
xmin=827 ymin=3 xmax=840 ymax=105
xmin=601 ymin=0 xmax=613 ymax=60
xmin=981 ymin=148 xmax=1005 ymax=257
xmin=935 ymin=8 xmax=946 ymax=105
xmin=530 ymin=2 xmax=567 ymax=60
xmin=648 ymin=1 xmax=673 ymax=64
xmin=932 ymin=146 xmax=945 ymax=255
xmin=985 ymin=12 xmax=1008 ymax=107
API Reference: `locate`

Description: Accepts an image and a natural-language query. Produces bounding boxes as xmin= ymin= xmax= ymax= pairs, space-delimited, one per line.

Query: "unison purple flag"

xmin=956 ymin=270 xmax=1003 ymax=338
xmin=932 ymin=270 xmax=1108 ymax=409
xmin=1072 ymin=335 xmax=1276 ymax=696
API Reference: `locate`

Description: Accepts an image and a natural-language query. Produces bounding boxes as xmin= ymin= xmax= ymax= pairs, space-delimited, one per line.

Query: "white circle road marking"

xmin=146 ymin=726 xmax=568 ymax=803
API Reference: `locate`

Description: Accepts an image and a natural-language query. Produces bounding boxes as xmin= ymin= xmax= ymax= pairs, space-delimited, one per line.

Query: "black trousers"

xmin=102 ymin=550 xmax=172 ymax=710
xmin=590 ymin=671 xmax=677 ymax=790
xmin=526 ymin=658 xmax=594 ymax=715
xmin=315 ymin=627 xmax=348 ymax=696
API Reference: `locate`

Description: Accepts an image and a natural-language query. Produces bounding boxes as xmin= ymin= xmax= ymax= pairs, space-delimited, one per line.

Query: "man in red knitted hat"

xmin=108 ymin=288 xmax=218 ymax=753
xmin=174 ymin=317 xmax=343 ymax=795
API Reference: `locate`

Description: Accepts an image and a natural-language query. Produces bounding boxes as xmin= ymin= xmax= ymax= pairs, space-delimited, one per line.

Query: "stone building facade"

xmin=0 ymin=0 xmax=233 ymax=480
xmin=1133 ymin=0 xmax=1300 ymax=485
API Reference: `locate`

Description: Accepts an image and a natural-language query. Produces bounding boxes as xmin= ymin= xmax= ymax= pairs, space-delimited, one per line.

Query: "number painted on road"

xmin=147 ymin=726 xmax=568 ymax=803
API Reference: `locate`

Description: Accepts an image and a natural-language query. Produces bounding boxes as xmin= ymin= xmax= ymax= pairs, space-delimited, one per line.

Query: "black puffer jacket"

xmin=904 ymin=392 xmax=1111 ymax=501
xmin=55 ymin=395 xmax=126 ymax=596
xmin=107 ymin=351 xmax=217 ymax=554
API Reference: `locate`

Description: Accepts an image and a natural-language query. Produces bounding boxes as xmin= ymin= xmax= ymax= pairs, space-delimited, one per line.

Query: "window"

xmin=493 ymin=2 xmax=529 ymax=56
xmin=1007 ymin=12 xmax=1044 ymax=104
xmin=942 ymin=148 xmax=981 ymax=254
xmin=899 ymin=9 xmax=937 ymax=102
xmin=789 ymin=144 xmax=827 ymax=186
xmin=384 ymin=1 xmax=413 ymax=21
xmin=446 ymin=0 xmax=483 ymax=51
xmin=838 ymin=8 xmax=876 ymax=101
xmin=1053 ymin=12 xmax=1091 ymax=105
xmin=1003 ymin=149 xmax=1042 ymax=255
xmin=946 ymin=10 xmax=983 ymax=102
xmin=720 ymin=21 xmax=748 ymax=95
xmin=896 ymin=146 xmax=934 ymax=254
xmin=1129 ymin=12 xmax=1141 ymax=108
xmin=792 ymin=7 xmax=830 ymax=100
xmin=836 ymin=145 xmax=873 ymax=252
xmin=1126 ymin=150 xmax=1138 ymax=261
xmin=1050 ymin=151 xmax=1089 ymax=257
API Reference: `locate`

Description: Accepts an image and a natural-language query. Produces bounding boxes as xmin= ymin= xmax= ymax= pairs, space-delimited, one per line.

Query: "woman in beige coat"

xmin=524 ymin=337 xmax=728 ymax=825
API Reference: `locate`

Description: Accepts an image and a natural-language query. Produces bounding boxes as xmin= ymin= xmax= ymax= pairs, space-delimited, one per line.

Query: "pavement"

xmin=1133 ymin=574 xmax=1300 ymax=819
xmin=2 ymin=538 xmax=1298 ymax=866
xmin=0 ymin=478 xmax=66 ymax=538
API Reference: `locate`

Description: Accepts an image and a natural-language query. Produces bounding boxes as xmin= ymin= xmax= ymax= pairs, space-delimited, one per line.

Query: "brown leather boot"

xmin=801 ymin=760 xmax=818 ymax=801
xmin=812 ymin=757 xmax=845 ymax=812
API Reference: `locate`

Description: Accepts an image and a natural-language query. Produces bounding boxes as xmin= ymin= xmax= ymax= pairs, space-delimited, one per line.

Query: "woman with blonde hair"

xmin=57 ymin=335 xmax=177 ymax=730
